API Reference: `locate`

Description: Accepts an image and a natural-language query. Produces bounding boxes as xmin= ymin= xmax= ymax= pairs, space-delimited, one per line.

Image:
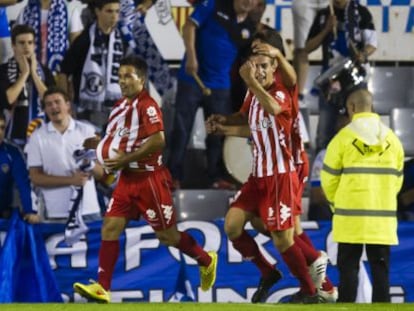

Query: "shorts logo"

xmin=268 ymin=206 xmax=275 ymax=218
xmin=161 ymin=204 xmax=173 ymax=223
xmin=280 ymin=202 xmax=291 ymax=225
xmin=106 ymin=198 xmax=114 ymax=213
xmin=146 ymin=209 xmax=157 ymax=220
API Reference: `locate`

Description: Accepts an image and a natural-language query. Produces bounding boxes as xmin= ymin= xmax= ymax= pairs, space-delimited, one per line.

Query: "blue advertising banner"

xmin=0 ymin=219 xmax=413 ymax=303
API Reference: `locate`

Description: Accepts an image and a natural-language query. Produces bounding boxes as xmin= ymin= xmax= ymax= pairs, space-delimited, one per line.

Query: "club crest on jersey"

xmin=275 ymin=91 xmax=285 ymax=102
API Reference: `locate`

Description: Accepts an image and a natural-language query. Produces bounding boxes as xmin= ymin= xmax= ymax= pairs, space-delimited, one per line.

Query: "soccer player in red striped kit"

xmin=206 ymin=45 xmax=322 ymax=303
xmin=73 ymin=55 xmax=217 ymax=303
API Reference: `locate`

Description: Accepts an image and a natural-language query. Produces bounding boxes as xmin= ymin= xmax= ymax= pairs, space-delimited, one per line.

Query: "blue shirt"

xmin=177 ymin=0 xmax=255 ymax=89
xmin=0 ymin=8 xmax=10 ymax=38
xmin=0 ymin=142 xmax=34 ymax=214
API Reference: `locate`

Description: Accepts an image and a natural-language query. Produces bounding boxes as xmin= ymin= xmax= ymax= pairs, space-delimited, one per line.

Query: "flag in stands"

xmin=0 ymin=210 xmax=62 ymax=302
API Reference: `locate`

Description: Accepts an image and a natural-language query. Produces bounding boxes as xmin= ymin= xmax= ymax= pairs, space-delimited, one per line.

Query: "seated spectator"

xmin=58 ymin=0 xmax=128 ymax=130
xmin=25 ymin=86 xmax=104 ymax=224
xmin=15 ymin=0 xmax=84 ymax=75
xmin=0 ymin=111 xmax=39 ymax=223
xmin=0 ymin=24 xmax=55 ymax=147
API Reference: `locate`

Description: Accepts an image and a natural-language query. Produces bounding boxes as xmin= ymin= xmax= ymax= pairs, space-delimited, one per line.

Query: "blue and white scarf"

xmin=119 ymin=0 xmax=175 ymax=98
xmin=79 ymin=23 xmax=123 ymax=111
xmin=22 ymin=0 xmax=68 ymax=73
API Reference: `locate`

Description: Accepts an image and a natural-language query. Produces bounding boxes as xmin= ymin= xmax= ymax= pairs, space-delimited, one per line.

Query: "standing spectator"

xmin=0 ymin=111 xmax=39 ymax=223
xmin=305 ymin=0 xmax=377 ymax=151
xmin=0 ymin=24 xmax=55 ymax=147
xmin=321 ymin=89 xmax=404 ymax=302
xmin=25 ymin=86 xmax=103 ymax=223
xmin=167 ymin=0 xmax=256 ymax=190
xmin=0 ymin=0 xmax=17 ymax=64
xmin=292 ymin=0 xmax=329 ymax=106
xmin=73 ymin=56 xmax=217 ymax=303
xmin=15 ymin=0 xmax=84 ymax=75
xmin=58 ymin=0 xmax=127 ymax=130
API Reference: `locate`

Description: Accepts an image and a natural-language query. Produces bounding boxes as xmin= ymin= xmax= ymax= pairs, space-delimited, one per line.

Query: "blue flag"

xmin=0 ymin=211 xmax=62 ymax=302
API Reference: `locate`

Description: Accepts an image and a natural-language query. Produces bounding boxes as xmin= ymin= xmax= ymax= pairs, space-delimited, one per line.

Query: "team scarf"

xmin=79 ymin=22 xmax=123 ymax=111
xmin=64 ymin=186 xmax=88 ymax=246
xmin=6 ymin=57 xmax=45 ymax=140
xmin=21 ymin=0 xmax=68 ymax=74
xmin=345 ymin=0 xmax=363 ymax=51
xmin=119 ymin=0 xmax=175 ymax=98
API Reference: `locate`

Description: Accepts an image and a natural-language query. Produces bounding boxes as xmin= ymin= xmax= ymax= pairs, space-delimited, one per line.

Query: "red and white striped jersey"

xmin=96 ymin=90 xmax=164 ymax=171
xmin=240 ymin=82 xmax=295 ymax=177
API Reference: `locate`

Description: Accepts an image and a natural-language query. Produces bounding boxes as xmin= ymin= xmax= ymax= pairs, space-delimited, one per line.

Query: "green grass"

xmin=0 ymin=303 xmax=413 ymax=311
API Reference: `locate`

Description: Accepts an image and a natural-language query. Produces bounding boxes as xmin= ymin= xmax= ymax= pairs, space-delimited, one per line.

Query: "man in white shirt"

xmin=25 ymin=86 xmax=104 ymax=221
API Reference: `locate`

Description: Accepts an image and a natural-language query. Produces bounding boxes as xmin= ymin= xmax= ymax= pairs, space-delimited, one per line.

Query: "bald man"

xmin=321 ymin=89 xmax=404 ymax=302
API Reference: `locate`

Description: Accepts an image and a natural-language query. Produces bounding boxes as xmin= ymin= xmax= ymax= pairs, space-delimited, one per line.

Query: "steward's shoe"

xmin=251 ymin=268 xmax=283 ymax=303
xmin=319 ymin=287 xmax=338 ymax=303
xmin=309 ymin=251 xmax=329 ymax=288
xmin=73 ymin=280 xmax=110 ymax=303
xmin=288 ymin=291 xmax=323 ymax=304
xmin=200 ymin=251 xmax=218 ymax=291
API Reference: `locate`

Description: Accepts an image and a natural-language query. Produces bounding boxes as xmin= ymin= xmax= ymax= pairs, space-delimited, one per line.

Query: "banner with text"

xmin=0 ymin=220 xmax=413 ymax=303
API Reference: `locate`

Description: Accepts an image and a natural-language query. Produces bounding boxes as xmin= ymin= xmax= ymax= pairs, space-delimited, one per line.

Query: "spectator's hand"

xmin=29 ymin=53 xmax=38 ymax=76
xmin=239 ymin=60 xmax=256 ymax=84
xmin=185 ymin=54 xmax=198 ymax=76
xmin=207 ymin=114 xmax=227 ymax=125
xmin=136 ymin=0 xmax=153 ymax=14
xmin=83 ymin=135 xmax=101 ymax=150
xmin=15 ymin=52 xmax=30 ymax=77
xmin=24 ymin=213 xmax=41 ymax=224
xmin=71 ymin=170 xmax=90 ymax=187
xmin=205 ymin=119 xmax=226 ymax=135
xmin=104 ymin=149 xmax=127 ymax=171
xmin=252 ymin=42 xmax=281 ymax=59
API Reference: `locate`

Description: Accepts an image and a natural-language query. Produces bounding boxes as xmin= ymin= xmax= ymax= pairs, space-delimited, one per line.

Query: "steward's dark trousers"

xmin=337 ymin=243 xmax=390 ymax=302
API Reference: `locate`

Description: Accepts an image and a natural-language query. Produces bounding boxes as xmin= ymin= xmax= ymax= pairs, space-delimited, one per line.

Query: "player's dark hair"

xmin=120 ymin=55 xmax=148 ymax=80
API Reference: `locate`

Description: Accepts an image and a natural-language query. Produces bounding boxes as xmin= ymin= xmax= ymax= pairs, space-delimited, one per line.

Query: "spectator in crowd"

xmin=0 ymin=24 xmax=55 ymax=147
xmin=73 ymin=56 xmax=217 ymax=303
xmin=291 ymin=0 xmax=329 ymax=106
xmin=0 ymin=111 xmax=39 ymax=223
xmin=305 ymin=0 xmax=377 ymax=151
xmin=0 ymin=0 xmax=17 ymax=64
xmin=321 ymin=89 xmax=404 ymax=302
xmin=167 ymin=0 xmax=257 ymax=190
xmin=15 ymin=0 xmax=84 ymax=75
xmin=25 ymin=86 xmax=103 ymax=223
xmin=58 ymin=0 xmax=127 ymax=130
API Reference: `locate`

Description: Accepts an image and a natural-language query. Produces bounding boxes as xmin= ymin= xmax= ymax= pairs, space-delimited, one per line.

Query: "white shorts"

xmin=292 ymin=0 xmax=329 ymax=49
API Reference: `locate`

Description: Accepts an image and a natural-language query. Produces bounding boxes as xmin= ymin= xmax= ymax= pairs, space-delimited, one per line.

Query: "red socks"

xmin=231 ymin=230 xmax=274 ymax=277
xmin=98 ymin=240 xmax=120 ymax=290
xmin=177 ymin=232 xmax=212 ymax=267
xmin=281 ymin=244 xmax=316 ymax=295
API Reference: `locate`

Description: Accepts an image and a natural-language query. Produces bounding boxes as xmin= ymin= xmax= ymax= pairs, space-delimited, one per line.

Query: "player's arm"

xmin=104 ymin=131 xmax=165 ymax=171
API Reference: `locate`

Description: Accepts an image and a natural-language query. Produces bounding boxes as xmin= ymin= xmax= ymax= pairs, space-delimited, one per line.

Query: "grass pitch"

xmin=0 ymin=303 xmax=413 ymax=311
